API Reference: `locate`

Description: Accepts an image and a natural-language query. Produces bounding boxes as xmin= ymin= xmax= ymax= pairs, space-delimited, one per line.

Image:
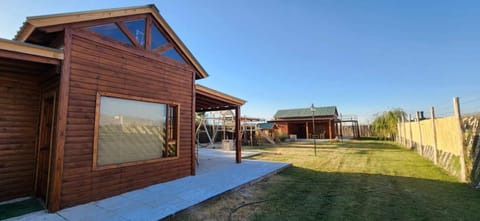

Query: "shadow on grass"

xmin=278 ymin=140 xmax=402 ymax=152
xmin=251 ymin=166 xmax=480 ymax=221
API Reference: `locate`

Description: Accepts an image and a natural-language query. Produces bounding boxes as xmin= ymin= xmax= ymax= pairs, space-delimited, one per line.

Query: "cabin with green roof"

xmin=270 ymin=106 xmax=339 ymax=139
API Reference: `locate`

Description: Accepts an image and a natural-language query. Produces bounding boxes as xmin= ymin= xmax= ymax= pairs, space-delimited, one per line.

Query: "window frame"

xmin=92 ymin=92 xmax=180 ymax=170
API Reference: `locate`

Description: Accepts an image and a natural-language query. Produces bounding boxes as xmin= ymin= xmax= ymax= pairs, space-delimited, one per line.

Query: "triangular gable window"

xmin=124 ymin=19 xmax=145 ymax=46
xmin=151 ymin=25 xmax=168 ymax=50
xmin=88 ymin=23 xmax=133 ymax=46
xmin=161 ymin=48 xmax=186 ymax=64
xmin=85 ymin=17 xmax=188 ymax=65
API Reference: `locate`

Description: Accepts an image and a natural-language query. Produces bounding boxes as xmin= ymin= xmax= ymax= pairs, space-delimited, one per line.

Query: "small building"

xmin=0 ymin=5 xmax=245 ymax=212
xmin=270 ymin=106 xmax=339 ymax=139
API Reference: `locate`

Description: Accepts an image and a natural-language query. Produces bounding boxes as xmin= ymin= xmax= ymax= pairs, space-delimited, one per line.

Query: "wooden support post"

xmin=328 ymin=120 xmax=333 ymax=140
xmin=430 ymin=107 xmax=438 ymax=165
xmin=339 ymin=121 xmax=343 ymax=139
xmin=48 ymin=28 xmax=72 ymax=212
xmin=250 ymin=122 xmax=253 ymax=146
xmin=402 ymin=115 xmax=407 ymax=146
xmin=306 ymin=122 xmax=309 ymax=139
xmin=191 ymin=71 xmax=196 ymax=176
xmin=395 ymin=119 xmax=402 ymax=143
xmin=453 ymin=97 xmax=466 ymax=182
xmin=416 ymin=112 xmax=424 ymax=156
xmin=235 ymin=106 xmax=242 ymax=163
xmin=356 ymin=121 xmax=360 ymax=138
xmin=408 ymin=114 xmax=413 ymax=149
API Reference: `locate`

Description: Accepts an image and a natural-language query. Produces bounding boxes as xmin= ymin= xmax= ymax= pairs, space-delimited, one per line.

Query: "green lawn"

xmin=246 ymin=140 xmax=480 ymax=221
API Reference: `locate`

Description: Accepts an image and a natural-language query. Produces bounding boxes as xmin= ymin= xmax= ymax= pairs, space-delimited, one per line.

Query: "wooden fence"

xmin=397 ymin=97 xmax=480 ymax=185
xmin=340 ymin=125 xmax=372 ymax=137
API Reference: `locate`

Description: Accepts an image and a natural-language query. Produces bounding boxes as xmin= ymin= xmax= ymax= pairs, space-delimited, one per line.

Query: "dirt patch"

xmin=164 ymin=175 xmax=287 ymax=221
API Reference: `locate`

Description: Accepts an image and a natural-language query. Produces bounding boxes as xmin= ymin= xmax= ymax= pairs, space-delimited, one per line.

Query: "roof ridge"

xmin=277 ymin=106 xmax=336 ymax=111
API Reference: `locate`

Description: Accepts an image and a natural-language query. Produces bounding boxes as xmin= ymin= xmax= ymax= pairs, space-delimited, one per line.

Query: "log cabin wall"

xmin=0 ymin=66 xmax=41 ymax=201
xmin=60 ymin=32 xmax=194 ymax=208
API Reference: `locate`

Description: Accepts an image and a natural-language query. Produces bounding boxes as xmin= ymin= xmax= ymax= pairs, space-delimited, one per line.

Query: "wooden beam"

xmin=48 ymin=28 xmax=71 ymax=212
xmin=116 ymin=22 xmax=142 ymax=48
xmin=145 ymin=16 xmax=152 ymax=50
xmin=0 ymin=50 xmax=61 ymax=65
xmin=154 ymin=43 xmax=173 ymax=54
xmin=235 ymin=105 xmax=241 ymax=163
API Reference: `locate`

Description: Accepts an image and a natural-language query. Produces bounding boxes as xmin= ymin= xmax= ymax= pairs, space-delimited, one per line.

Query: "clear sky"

xmin=2 ymin=0 xmax=480 ymax=123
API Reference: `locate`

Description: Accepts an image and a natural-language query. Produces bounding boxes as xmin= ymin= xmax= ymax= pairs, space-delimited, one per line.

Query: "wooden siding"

xmin=0 ymin=70 xmax=41 ymax=201
xmin=60 ymin=32 xmax=194 ymax=208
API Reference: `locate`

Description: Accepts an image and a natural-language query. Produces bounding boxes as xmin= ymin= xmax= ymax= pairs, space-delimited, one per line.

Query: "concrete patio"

xmin=6 ymin=148 xmax=290 ymax=221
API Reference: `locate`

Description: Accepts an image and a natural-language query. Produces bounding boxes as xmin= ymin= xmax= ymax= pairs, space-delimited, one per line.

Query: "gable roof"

xmin=274 ymin=106 xmax=338 ymax=119
xmin=14 ymin=4 xmax=208 ymax=79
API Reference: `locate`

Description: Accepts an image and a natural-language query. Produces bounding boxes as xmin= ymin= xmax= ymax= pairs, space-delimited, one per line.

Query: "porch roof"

xmin=195 ymin=84 xmax=246 ymax=112
xmin=0 ymin=38 xmax=63 ymax=65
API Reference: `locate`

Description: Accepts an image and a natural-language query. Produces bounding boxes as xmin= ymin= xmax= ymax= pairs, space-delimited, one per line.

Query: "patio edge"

xmin=160 ymin=162 xmax=292 ymax=220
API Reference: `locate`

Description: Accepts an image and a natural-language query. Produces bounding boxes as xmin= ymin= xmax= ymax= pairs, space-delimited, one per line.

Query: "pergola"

xmin=195 ymin=84 xmax=246 ymax=163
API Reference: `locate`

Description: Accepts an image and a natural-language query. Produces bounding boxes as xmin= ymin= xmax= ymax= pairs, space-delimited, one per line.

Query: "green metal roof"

xmin=274 ymin=106 xmax=338 ymax=119
xmin=257 ymin=123 xmax=274 ymax=129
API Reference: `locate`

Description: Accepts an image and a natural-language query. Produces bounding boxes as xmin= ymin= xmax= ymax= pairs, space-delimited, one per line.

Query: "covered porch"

xmin=195 ymin=85 xmax=246 ymax=164
xmin=0 ymin=38 xmax=64 ymax=209
xmin=272 ymin=118 xmax=337 ymax=139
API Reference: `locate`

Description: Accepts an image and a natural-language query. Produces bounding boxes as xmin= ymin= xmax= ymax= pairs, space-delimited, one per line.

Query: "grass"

xmin=0 ymin=198 xmax=43 ymax=220
xmin=249 ymin=140 xmax=480 ymax=221
xmin=172 ymin=140 xmax=480 ymax=221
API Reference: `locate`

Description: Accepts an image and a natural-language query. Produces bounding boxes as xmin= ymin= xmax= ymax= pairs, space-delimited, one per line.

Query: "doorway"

xmin=35 ymin=91 xmax=56 ymax=205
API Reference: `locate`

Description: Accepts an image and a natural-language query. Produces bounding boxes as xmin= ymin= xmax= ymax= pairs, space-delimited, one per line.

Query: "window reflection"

xmin=125 ymin=19 xmax=146 ymax=46
xmin=161 ymin=48 xmax=186 ymax=64
xmin=88 ymin=24 xmax=133 ymax=45
xmin=151 ymin=24 xmax=168 ymax=49
xmin=97 ymin=96 xmax=175 ymax=166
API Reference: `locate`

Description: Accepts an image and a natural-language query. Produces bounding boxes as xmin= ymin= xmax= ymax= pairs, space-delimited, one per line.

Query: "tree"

xmin=371 ymin=108 xmax=406 ymax=140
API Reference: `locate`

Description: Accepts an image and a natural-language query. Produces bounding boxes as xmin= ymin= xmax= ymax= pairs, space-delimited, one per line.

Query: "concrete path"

xmin=6 ymin=148 xmax=290 ymax=221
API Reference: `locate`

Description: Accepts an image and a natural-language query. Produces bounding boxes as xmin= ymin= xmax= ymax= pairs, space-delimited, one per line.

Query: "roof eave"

xmin=0 ymin=38 xmax=64 ymax=60
xmin=195 ymin=84 xmax=246 ymax=106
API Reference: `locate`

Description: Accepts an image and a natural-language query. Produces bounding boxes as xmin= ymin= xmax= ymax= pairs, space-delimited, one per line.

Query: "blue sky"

xmin=2 ymin=0 xmax=480 ymax=122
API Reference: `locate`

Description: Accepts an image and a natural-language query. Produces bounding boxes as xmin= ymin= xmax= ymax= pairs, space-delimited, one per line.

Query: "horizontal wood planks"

xmin=0 ymin=69 xmax=41 ymax=201
xmin=60 ymin=33 xmax=194 ymax=208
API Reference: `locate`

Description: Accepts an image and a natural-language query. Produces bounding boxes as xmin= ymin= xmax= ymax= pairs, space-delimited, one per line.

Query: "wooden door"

xmin=35 ymin=92 xmax=56 ymax=203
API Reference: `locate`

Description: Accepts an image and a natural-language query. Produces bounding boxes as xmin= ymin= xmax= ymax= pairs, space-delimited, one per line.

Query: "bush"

xmin=279 ymin=134 xmax=288 ymax=142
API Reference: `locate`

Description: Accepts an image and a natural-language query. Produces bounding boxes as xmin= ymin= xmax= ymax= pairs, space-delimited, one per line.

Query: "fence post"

xmin=402 ymin=115 xmax=407 ymax=146
xmin=409 ymin=114 xmax=413 ymax=149
xmin=453 ymin=97 xmax=466 ymax=182
xmin=430 ymin=107 xmax=438 ymax=165
xmin=416 ymin=111 xmax=424 ymax=156
xmin=396 ymin=119 xmax=400 ymax=143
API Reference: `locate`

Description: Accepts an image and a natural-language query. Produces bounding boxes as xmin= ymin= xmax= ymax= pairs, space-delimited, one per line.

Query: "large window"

xmin=94 ymin=93 xmax=178 ymax=168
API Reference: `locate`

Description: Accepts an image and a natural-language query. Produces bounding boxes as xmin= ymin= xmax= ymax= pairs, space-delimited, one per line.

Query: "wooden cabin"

xmin=0 ymin=5 xmax=245 ymax=212
xmin=270 ymin=106 xmax=339 ymax=139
